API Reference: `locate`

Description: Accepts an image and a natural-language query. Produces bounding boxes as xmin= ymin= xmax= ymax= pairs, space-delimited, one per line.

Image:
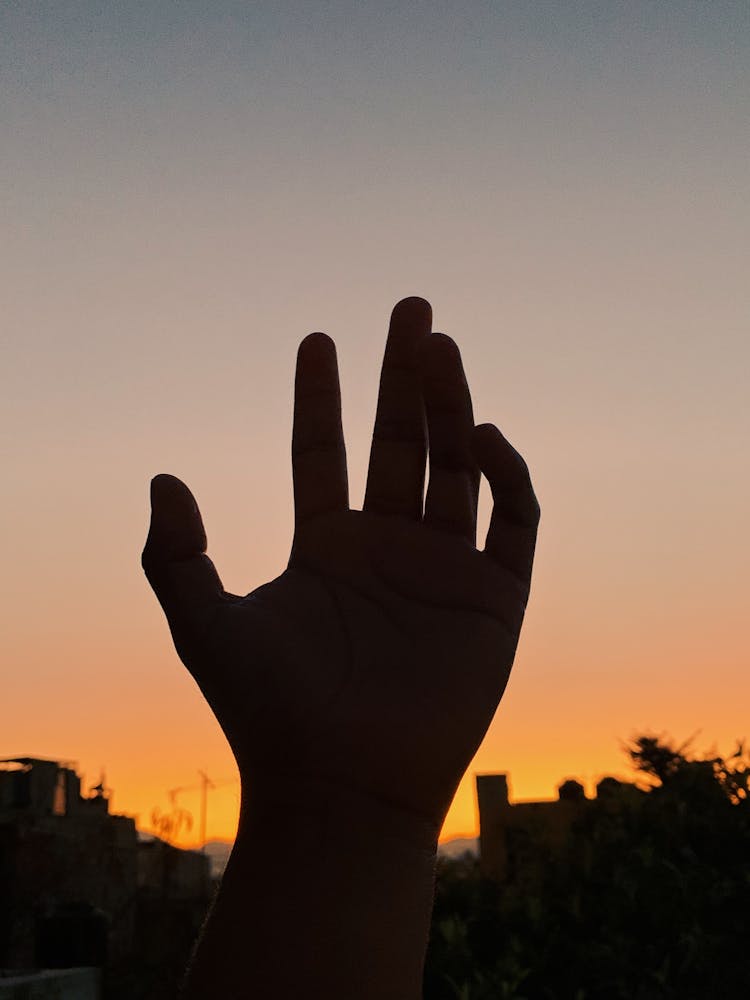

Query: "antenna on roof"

xmin=89 ymin=769 xmax=110 ymax=799
xmin=198 ymin=770 xmax=216 ymax=852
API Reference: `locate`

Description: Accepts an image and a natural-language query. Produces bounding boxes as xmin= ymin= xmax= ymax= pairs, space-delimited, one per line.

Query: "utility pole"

xmin=197 ymin=770 xmax=215 ymax=852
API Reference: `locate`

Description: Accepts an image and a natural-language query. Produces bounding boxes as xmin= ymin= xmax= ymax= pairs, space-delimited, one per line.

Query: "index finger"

xmin=292 ymin=333 xmax=349 ymax=526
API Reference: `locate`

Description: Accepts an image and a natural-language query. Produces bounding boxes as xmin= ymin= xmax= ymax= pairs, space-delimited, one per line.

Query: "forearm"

xmin=183 ymin=778 xmax=439 ymax=1000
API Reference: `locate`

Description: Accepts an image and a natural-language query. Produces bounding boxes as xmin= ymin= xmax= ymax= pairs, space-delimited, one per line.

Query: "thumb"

xmin=142 ymin=474 xmax=226 ymax=646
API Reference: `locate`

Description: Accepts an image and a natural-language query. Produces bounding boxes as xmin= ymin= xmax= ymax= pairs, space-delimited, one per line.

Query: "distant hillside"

xmin=437 ymin=836 xmax=478 ymax=859
xmin=202 ymin=839 xmax=233 ymax=877
xmin=149 ymin=833 xmax=478 ymax=878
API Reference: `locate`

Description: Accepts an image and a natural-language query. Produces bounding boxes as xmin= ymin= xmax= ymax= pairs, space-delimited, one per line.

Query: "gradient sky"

xmin=2 ymin=1 xmax=748 ymax=846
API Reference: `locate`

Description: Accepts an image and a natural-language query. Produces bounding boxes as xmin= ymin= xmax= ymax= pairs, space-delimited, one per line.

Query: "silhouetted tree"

xmin=425 ymin=734 xmax=750 ymax=999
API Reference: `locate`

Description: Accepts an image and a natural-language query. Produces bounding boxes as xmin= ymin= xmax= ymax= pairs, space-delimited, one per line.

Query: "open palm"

xmin=142 ymin=298 xmax=539 ymax=830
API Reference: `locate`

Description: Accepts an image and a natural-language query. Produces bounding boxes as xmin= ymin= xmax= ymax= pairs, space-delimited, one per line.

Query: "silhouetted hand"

xmin=142 ymin=298 xmax=539 ymax=834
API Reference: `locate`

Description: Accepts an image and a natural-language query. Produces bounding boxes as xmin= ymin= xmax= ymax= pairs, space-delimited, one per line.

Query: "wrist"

xmin=184 ymin=773 xmax=438 ymax=999
xmin=237 ymin=771 xmax=440 ymax=857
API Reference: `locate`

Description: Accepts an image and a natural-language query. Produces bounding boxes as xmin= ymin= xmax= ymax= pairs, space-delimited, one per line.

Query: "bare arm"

xmin=142 ymin=297 xmax=540 ymax=998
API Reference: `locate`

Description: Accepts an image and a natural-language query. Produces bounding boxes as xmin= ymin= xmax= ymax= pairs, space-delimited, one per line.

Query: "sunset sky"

xmin=2 ymin=2 xmax=748 ymax=847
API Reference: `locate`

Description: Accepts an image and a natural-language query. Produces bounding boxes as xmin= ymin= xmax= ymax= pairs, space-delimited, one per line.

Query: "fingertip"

xmin=472 ymin=422 xmax=505 ymax=452
xmin=473 ymin=424 xmax=526 ymax=458
xmin=472 ymin=426 xmax=540 ymax=524
xmin=418 ymin=332 xmax=463 ymax=376
xmin=149 ymin=473 xmax=200 ymax=513
xmin=473 ymin=422 xmax=499 ymax=437
xmin=298 ymin=330 xmax=335 ymax=354
xmin=150 ymin=472 xmax=189 ymax=497
xmin=383 ymin=298 xmax=432 ymax=368
xmin=296 ymin=332 xmax=339 ymax=383
xmin=145 ymin=474 xmax=207 ymax=557
xmin=392 ymin=296 xmax=432 ymax=325
xmin=474 ymin=423 xmax=526 ymax=471
xmin=429 ymin=331 xmax=458 ymax=350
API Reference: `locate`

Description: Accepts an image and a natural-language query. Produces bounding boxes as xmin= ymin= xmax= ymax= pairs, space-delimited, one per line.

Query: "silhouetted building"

xmin=476 ymin=771 xmax=635 ymax=884
xmin=137 ymin=838 xmax=211 ymax=902
xmin=0 ymin=757 xmax=137 ymax=970
xmin=0 ymin=756 xmax=212 ymax=997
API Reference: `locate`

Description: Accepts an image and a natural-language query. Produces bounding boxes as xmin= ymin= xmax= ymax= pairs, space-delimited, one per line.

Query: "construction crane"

xmin=197 ymin=770 xmax=214 ymax=850
xmin=165 ymin=772 xmax=238 ymax=851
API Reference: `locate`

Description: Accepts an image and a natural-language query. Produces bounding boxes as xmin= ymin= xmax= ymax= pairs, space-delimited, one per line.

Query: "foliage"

xmin=149 ymin=804 xmax=193 ymax=845
xmin=424 ymin=735 xmax=750 ymax=999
